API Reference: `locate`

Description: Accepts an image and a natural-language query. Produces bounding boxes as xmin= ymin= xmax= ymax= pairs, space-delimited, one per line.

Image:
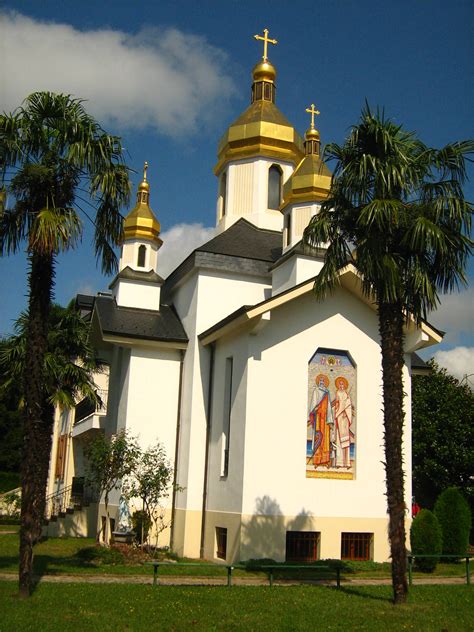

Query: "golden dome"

xmin=252 ymin=60 xmax=276 ymax=83
xmin=282 ymin=154 xmax=332 ymax=206
xmin=215 ymin=29 xmax=303 ymax=174
xmin=305 ymin=127 xmax=320 ymax=141
xmin=123 ymin=162 xmax=161 ymax=243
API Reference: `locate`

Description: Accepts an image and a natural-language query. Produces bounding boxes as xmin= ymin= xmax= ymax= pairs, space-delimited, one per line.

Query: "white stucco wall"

xmin=113 ymin=278 xmax=161 ymax=311
xmin=216 ymin=157 xmax=294 ymax=233
xmin=271 ymin=255 xmax=324 ymax=295
xmin=204 ymin=286 xmax=413 ymax=561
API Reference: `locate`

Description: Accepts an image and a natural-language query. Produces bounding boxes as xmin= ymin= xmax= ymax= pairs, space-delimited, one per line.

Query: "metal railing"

xmin=44 ymin=479 xmax=97 ymax=520
xmin=407 ymin=553 xmax=473 ymax=585
xmin=74 ymin=389 xmax=108 ymax=424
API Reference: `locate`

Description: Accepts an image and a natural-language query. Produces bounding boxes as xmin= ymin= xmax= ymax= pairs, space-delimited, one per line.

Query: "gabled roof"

xmin=93 ymin=295 xmax=188 ymax=346
xmin=196 ymin=219 xmax=282 ymax=262
xmin=199 ymin=263 xmax=443 ymax=350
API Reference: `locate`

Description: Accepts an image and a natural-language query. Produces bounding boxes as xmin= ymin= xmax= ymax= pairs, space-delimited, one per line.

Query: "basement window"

xmin=341 ymin=532 xmax=373 ymax=561
xmin=286 ymin=531 xmax=320 ymax=562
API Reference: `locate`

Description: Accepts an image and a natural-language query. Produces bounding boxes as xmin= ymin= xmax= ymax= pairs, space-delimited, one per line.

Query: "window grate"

xmin=341 ymin=532 xmax=373 ymax=561
xmin=286 ymin=531 xmax=320 ymax=562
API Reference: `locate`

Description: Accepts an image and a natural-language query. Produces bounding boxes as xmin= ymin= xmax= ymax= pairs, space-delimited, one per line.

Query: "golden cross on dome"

xmin=306 ymin=104 xmax=320 ymax=129
xmin=143 ymin=161 xmax=148 ymax=182
xmin=254 ymin=28 xmax=277 ymax=62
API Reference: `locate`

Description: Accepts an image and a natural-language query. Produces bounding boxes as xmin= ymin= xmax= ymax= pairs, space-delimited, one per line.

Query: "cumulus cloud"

xmin=158 ymin=223 xmax=215 ymax=278
xmin=0 ymin=12 xmax=236 ymax=136
xmin=429 ymin=287 xmax=474 ymax=345
xmin=434 ymin=346 xmax=474 ymax=383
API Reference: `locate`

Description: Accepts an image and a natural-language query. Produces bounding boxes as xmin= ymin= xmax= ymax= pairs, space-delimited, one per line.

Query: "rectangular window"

xmin=286 ymin=531 xmax=320 ymax=562
xmin=221 ymin=357 xmax=233 ymax=477
xmin=54 ymin=434 xmax=67 ymax=479
xmin=216 ymin=527 xmax=227 ymax=560
xmin=341 ymin=532 xmax=373 ymax=561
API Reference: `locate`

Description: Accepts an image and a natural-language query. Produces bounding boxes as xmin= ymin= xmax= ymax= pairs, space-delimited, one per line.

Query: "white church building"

xmin=45 ymin=33 xmax=441 ymax=564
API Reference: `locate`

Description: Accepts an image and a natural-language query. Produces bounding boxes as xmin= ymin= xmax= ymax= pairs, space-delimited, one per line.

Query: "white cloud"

xmin=0 ymin=12 xmax=236 ymax=136
xmin=429 ymin=288 xmax=474 ymax=345
xmin=158 ymin=223 xmax=215 ymax=278
xmin=433 ymin=346 xmax=474 ymax=383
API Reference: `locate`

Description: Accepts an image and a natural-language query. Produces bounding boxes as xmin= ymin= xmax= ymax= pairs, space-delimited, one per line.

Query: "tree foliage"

xmin=434 ymin=487 xmax=471 ymax=559
xmin=84 ymin=430 xmax=139 ymax=543
xmin=412 ymin=361 xmax=474 ymax=510
xmin=410 ymin=509 xmax=442 ymax=572
xmin=122 ymin=442 xmax=174 ymax=551
xmin=303 ymin=104 xmax=473 ymax=604
xmin=0 ymin=302 xmax=104 ymax=411
xmin=0 ymin=92 xmax=130 ymax=596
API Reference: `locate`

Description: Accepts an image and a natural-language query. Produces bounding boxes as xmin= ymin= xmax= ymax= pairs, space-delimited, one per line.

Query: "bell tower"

xmin=214 ymin=29 xmax=304 ymax=234
xmin=110 ymin=163 xmax=164 ymax=310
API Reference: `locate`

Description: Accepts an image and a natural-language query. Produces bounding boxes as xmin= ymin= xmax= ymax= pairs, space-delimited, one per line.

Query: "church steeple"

xmin=304 ymin=104 xmax=321 ymax=156
xmin=280 ymin=105 xmax=332 ymax=252
xmin=214 ymin=29 xmax=304 ymax=233
xmin=111 ymin=163 xmax=164 ymax=311
xmin=123 ymin=162 xmax=161 ymax=243
xmin=251 ymin=28 xmax=278 ymax=104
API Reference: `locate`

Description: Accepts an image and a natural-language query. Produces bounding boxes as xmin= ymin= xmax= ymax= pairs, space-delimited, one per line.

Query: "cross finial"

xmin=254 ymin=28 xmax=277 ymax=62
xmin=143 ymin=161 xmax=148 ymax=182
xmin=305 ymin=104 xmax=320 ymax=129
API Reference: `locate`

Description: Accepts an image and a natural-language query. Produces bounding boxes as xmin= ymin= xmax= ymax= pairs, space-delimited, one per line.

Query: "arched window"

xmin=268 ymin=165 xmax=282 ymax=210
xmin=137 ymin=244 xmax=146 ymax=268
xmin=219 ymin=172 xmax=227 ymax=217
xmin=284 ymin=212 xmax=292 ymax=247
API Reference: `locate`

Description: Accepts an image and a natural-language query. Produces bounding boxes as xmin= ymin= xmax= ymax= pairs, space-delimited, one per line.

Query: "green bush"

xmin=0 ymin=471 xmax=20 ymax=494
xmin=410 ymin=509 xmax=442 ymax=572
xmin=76 ymin=545 xmax=125 ymax=566
xmin=131 ymin=510 xmax=151 ymax=545
xmin=434 ymin=487 xmax=471 ymax=560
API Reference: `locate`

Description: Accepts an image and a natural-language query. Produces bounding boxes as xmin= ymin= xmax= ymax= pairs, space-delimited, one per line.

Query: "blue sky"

xmin=0 ymin=1 xmax=473 ymax=379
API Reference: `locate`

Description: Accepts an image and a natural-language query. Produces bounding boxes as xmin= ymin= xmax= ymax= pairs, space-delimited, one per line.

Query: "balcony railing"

xmin=74 ymin=389 xmax=107 ymax=424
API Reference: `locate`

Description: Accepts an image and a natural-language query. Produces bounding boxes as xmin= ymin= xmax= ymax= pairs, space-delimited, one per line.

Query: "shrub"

xmin=434 ymin=487 xmax=471 ymax=561
xmin=410 ymin=509 xmax=442 ymax=572
xmin=76 ymin=545 xmax=125 ymax=566
xmin=132 ymin=510 xmax=151 ymax=545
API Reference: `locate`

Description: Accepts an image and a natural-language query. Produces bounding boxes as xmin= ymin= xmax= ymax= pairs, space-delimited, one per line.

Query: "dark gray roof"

xmin=270 ymin=239 xmax=327 ymax=271
xmin=197 ymin=219 xmax=282 ymax=262
xmin=163 ymin=219 xmax=283 ymax=295
xmin=109 ymin=267 xmax=164 ymax=289
xmin=411 ymin=352 xmax=432 ymax=374
xmin=94 ymin=295 xmax=188 ymax=344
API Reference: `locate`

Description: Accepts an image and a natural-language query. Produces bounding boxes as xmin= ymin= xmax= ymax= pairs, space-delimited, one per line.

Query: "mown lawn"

xmin=0 ymin=533 xmax=470 ymax=581
xmin=0 ymin=582 xmax=472 ymax=631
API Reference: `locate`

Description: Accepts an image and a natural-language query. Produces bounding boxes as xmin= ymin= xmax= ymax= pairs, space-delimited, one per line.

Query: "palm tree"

xmin=303 ymin=105 xmax=473 ymax=604
xmin=0 ymin=92 xmax=130 ymax=596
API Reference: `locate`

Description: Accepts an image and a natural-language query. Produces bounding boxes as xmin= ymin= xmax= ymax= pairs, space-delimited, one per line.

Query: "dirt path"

xmin=0 ymin=571 xmax=467 ymax=587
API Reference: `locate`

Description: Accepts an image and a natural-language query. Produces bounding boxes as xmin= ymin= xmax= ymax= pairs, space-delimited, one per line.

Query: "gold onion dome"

xmin=215 ymin=28 xmax=304 ymax=174
xmin=282 ymin=105 xmax=332 ymax=206
xmin=123 ymin=162 xmax=161 ymax=242
xmin=252 ymin=60 xmax=276 ymax=83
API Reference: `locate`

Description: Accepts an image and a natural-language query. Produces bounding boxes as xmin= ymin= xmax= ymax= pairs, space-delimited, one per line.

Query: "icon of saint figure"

xmin=332 ymin=376 xmax=353 ymax=468
xmin=307 ymin=373 xmax=334 ymax=467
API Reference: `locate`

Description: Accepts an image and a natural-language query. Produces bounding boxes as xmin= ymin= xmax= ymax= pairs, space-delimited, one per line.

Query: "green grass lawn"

xmin=0 ymin=582 xmax=472 ymax=631
xmin=0 ymin=533 xmax=470 ymax=581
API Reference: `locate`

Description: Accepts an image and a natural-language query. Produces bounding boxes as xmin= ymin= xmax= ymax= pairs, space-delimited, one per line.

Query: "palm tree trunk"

xmin=19 ymin=252 xmax=54 ymax=597
xmin=378 ymin=301 xmax=408 ymax=605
